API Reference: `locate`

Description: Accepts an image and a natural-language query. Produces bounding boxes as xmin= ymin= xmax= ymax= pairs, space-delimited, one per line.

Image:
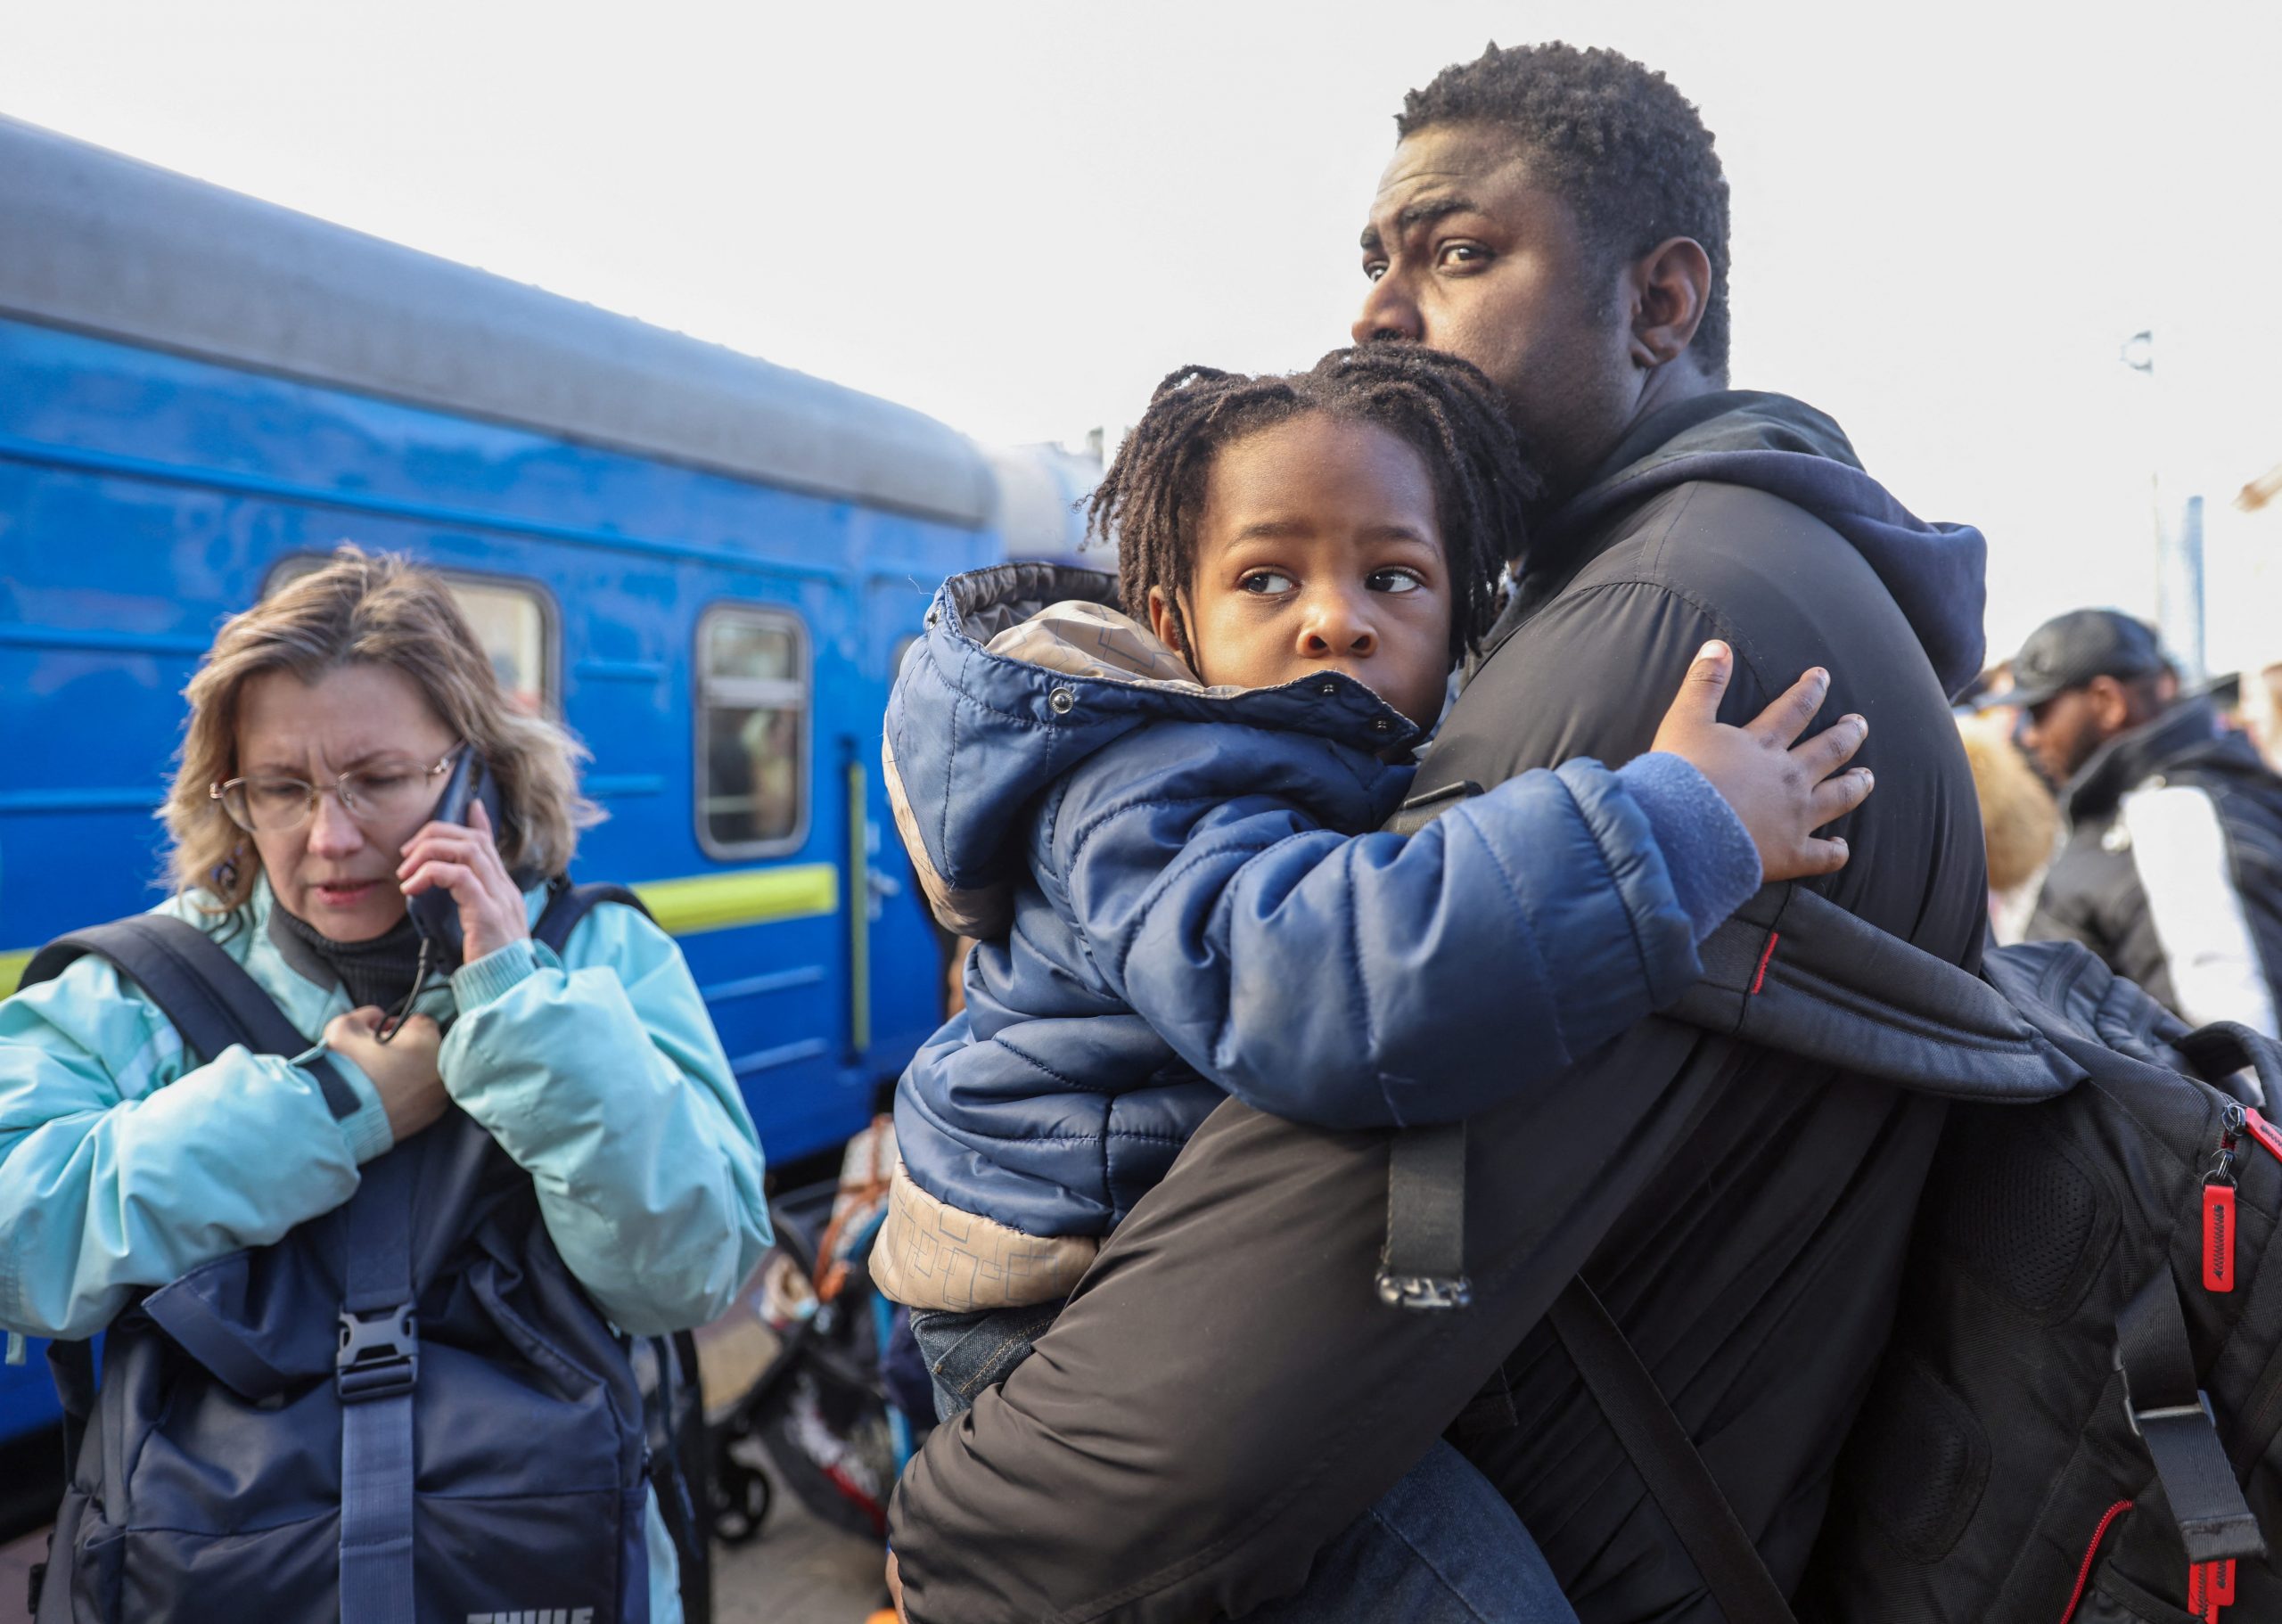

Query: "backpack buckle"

xmin=2114 ymin=1342 xmax=2214 ymax=1439
xmin=1375 ymin=1272 xmax=1473 ymax=1310
xmin=336 ymin=1304 xmax=418 ymax=1402
xmin=2124 ymin=1389 xmax=2214 ymax=1438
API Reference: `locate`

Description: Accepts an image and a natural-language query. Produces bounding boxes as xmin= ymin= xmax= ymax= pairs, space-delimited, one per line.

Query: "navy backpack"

xmin=1389 ymin=885 xmax=2282 ymax=1624
xmin=21 ymin=882 xmax=709 ymax=1624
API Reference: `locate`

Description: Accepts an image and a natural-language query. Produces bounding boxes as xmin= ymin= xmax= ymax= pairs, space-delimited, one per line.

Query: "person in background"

xmin=2238 ymin=658 xmax=2282 ymax=775
xmin=2009 ymin=608 xmax=2282 ymax=1043
xmin=1955 ymin=701 xmax=2061 ymax=943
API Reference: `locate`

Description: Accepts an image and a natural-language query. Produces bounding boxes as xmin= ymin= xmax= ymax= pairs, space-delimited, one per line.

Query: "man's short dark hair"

xmin=1398 ymin=42 xmax=1732 ymax=375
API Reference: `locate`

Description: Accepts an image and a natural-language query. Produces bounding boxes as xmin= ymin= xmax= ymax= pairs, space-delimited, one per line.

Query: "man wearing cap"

xmin=2011 ymin=608 xmax=2282 ymax=1043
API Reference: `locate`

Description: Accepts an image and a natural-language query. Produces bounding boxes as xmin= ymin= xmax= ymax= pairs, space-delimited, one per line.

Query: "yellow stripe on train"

xmin=629 ymin=863 xmax=840 ymax=937
xmin=0 ymin=865 xmax=841 ymax=993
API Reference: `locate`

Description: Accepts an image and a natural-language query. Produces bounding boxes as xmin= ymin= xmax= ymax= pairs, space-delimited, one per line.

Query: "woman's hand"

xmin=324 ymin=1005 xmax=447 ymax=1142
xmin=396 ymin=799 xmax=529 ymax=964
xmin=1650 ymin=641 xmax=1874 ymax=882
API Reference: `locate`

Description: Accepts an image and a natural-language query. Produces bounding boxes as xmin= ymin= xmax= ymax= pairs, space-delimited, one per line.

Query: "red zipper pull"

xmin=2189 ymin=1557 xmax=2235 ymax=1622
xmin=2205 ymin=1106 xmax=2244 ymax=1294
xmin=2244 ymin=1106 xmax=2282 ymax=1165
xmin=2204 ymin=1184 xmax=2238 ymax=1292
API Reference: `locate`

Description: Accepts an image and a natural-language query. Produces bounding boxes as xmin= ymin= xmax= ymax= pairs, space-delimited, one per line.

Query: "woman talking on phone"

xmin=0 ymin=548 xmax=768 ymax=1624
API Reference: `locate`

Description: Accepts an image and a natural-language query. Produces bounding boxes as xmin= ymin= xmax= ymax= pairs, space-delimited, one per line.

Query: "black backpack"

xmin=1386 ymin=884 xmax=2282 ymax=1624
xmin=21 ymin=882 xmax=714 ymax=1624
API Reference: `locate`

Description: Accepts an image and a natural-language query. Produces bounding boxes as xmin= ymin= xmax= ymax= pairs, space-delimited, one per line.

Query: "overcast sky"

xmin=5 ymin=0 xmax=2278 ymax=670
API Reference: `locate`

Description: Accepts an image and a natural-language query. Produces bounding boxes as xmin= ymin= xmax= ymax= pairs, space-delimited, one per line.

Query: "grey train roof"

xmin=0 ymin=115 xmax=998 ymax=529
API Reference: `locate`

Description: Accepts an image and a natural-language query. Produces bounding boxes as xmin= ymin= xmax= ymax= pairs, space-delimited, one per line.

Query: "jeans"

xmin=908 ymin=1307 xmax=1578 ymax=1624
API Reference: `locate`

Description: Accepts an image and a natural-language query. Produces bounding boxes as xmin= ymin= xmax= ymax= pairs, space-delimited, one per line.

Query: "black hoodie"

xmin=1411 ymin=390 xmax=1991 ymax=1620
xmin=887 ymin=393 xmax=1992 ymax=1624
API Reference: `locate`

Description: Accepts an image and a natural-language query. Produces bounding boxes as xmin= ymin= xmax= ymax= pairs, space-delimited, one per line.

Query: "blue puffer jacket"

xmin=882 ymin=562 xmax=1759 ymax=1243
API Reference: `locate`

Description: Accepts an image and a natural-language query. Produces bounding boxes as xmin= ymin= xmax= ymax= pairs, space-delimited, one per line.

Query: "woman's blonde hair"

xmin=165 ymin=547 xmax=600 ymax=908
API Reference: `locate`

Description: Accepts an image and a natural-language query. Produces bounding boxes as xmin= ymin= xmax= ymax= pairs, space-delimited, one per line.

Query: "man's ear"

xmin=1625 ymin=236 xmax=1712 ymax=372
xmin=2087 ymin=674 xmax=2136 ymax=735
xmin=1146 ymin=586 xmax=1184 ymax=652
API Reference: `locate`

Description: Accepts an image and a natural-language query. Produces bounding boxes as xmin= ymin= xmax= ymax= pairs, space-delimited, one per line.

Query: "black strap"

xmin=2174 ymin=1021 xmax=2282 ymax=1104
xmin=1375 ymin=785 xmax=1480 ymax=1313
xmin=1378 ymin=1123 xmax=1470 ymax=1309
xmin=336 ymin=1145 xmax=420 ymax=1624
xmin=532 ymin=880 xmax=651 ymax=956
xmin=24 ymin=915 xmax=359 ymax=1119
xmin=643 ymin=1329 xmax=708 ymax=1573
xmin=45 ymin=1338 xmax=96 ymax=1486
xmin=2115 ymin=1269 xmax=2268 ymax=1565
xmin=1547 ymin=1279 xmax=1800 ymax=1624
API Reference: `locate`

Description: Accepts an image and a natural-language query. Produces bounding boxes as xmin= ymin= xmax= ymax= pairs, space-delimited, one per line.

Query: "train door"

xmin=677 ymin=596 xmax=869 ymax=1161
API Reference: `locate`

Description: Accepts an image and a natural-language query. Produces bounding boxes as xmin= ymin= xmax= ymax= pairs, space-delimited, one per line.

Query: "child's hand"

xmin=1650 ymin=641 xmax=1872 ymax=882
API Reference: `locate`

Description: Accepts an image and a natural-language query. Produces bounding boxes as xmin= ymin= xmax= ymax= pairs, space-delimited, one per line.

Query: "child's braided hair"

xmin=1088 ymin=344 xmax=1539 ymax=666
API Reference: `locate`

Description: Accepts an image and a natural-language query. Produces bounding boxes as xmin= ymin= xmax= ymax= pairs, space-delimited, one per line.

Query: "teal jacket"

xmin=0 ymin=877 xmax=771 ymax=1623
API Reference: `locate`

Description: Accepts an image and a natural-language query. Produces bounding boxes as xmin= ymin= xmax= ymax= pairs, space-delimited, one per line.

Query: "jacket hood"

xmin=1539 ymin=390 xmax=1989 ymax=699
xmin=883 ymin=561 xmax=1418 ymax=937
xmin=2064 ymin=698 xmax=2266 ymax=823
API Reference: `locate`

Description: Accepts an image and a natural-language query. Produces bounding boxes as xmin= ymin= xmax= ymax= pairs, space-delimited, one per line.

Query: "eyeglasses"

xmin=212 ymin=747 xmax=462 ymax=834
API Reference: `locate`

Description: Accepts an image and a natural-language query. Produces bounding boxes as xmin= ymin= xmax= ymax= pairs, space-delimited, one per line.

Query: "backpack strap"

xmin=22 ymin=915 xmax=361 ymax=1120
xmin=332 ymin=881 xmax=647 ymax=1624
xmin=1377 ymin=1124 xmax=1470 ymax=1310
xmin=1547 ymin=1280 xmax=1801 ymax=1624
xmin=336 ymin=1144 xmax=419 ymax=1624
xmin=44 ymin=1338 xmax=96 ymax=1484
xmin=2115 ymin=1270 xmax=2268 ymax=1566
xmin=1669 ymin=885 xmax=2082 ymax=1102
xmin=530 ymin=879 xmax=652 ymax=956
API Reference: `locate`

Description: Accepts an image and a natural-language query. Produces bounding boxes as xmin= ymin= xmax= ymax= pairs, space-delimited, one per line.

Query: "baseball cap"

xmin=1985 ymin=610 xmax=2171 ymax=710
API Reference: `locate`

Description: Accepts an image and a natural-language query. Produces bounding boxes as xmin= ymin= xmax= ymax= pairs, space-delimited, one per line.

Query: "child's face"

xmin=1149 ymin=413 xmax=1454 ymax=731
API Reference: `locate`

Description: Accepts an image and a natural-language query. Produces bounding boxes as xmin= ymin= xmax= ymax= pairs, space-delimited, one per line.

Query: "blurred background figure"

xmin=1956 ymin=703 xmax=2060 ymax=944
xmin=2238 ymin=659 xmax=2282 ymax=776
xmin=2003 ymin=609 xmax=2282 ymax=1047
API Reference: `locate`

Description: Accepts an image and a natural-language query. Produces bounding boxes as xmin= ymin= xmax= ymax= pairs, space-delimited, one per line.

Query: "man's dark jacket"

xmin=2028 ymin=698 xmax=2282 ymax=1038
xmin=887 ymin=390 xmax=1991 ymax=1624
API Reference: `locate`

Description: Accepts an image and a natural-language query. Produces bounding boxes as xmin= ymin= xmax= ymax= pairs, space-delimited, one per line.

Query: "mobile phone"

xmin=406 ymin=750 xmax=502 ymax=969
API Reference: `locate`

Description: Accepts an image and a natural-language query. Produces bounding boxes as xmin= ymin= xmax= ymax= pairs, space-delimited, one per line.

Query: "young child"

xmin=872 ymin=346 xmax=1868 ymax=1416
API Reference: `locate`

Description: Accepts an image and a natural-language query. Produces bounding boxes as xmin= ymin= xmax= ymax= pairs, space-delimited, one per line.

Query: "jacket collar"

xmin=932 ymin=562 xmax=1424 ymax=752
xmin=2064 ymin=699 xmax=2229 ymax=822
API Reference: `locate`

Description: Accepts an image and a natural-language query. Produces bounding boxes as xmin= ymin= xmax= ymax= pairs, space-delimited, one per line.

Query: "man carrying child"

xmin=888 ymin=41 xmax=1991 ymax=1624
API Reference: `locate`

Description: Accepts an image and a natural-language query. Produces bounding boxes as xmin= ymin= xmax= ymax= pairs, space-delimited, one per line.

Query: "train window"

xmin=696 ymin=605 xmax=809 ymax=856
xmin=263 ymin=556 xmax=556 ymax=712
xmin=447 ymin=579 xmax=551 ymax=714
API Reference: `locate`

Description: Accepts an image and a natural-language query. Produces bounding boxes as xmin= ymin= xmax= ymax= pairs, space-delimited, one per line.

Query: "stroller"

xmin=702 ymin=1117 xmax=931 ymax=1547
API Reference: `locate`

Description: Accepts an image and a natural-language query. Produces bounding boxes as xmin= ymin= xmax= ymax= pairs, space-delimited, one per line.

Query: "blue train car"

xmin=0 ymin=114 xmax=1091 ymax=1508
